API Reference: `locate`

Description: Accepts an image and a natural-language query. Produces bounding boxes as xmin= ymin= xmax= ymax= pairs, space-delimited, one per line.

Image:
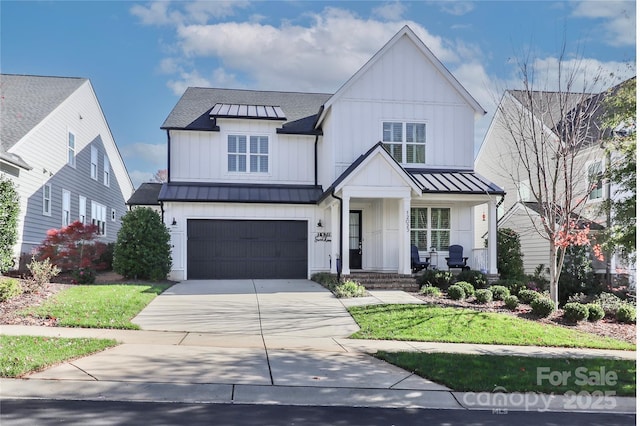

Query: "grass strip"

xmin=0 ymin=335 xmax=116 ymax=377
xmin=23 ymin=284 xmax=170 ymax=329
xmin=375 ymin=351 xmax=636 ymax=396
xmin=348 ymin=304 xmax=635 ymax=350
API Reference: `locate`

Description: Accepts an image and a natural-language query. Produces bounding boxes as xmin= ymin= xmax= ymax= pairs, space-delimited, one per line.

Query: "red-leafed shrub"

xmin=35 ymin=221 xmax=109 ymax=272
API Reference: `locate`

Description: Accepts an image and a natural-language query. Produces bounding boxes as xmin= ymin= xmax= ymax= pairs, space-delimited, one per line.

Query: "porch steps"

xmin=344 ymin=272 xmax=420 ymax=292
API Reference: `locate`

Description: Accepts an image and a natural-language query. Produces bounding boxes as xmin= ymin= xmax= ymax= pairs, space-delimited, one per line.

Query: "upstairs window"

xmin=62 ymin=189 xmax=71 ymax=227
xmin=79 ymin=196 xmax=86 ymax=224
xmin=587 ymin=161 xmax=603 ymax=201
xmin=382 ymin=122 xmax=426 ymax=164
xmin=103 ymin=155 xmax=110 ymax=187
xmin=228 ymin=134 xmax=269 ymax=173
xmin=43 ymin=183 xmax=52 ymax=216
xmin=68 ymin=132 xmax=76 ymax=167
xmin=91 ymin=146 xmax=98 ymax=180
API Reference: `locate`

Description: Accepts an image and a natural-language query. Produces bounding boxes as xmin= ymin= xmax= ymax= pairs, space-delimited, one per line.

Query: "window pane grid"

xmin=229 ymin=135 xmax=267 ymax=173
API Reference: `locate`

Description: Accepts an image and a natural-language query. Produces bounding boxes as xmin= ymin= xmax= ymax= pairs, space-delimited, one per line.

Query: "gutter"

xmin=166 ymin=129 xmax=171 ymax=183
xmin=314 ymin=135 xmax=319 ymax=186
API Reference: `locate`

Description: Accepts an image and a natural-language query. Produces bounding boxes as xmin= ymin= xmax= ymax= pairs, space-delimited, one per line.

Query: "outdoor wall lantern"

xmin=317 ymin=220 xmax=323 ymax=228
xmin=171 ymin=218 xmax=177 ymax=226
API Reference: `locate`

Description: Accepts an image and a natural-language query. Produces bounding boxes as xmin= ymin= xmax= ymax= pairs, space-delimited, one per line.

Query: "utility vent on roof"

xmin=210 ymin=103 xmax=287 ymax=120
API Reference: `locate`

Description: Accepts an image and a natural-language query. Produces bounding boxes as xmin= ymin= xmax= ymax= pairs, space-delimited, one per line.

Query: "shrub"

xmin=447 ymin=284 xmax=465 ymax=300
xmin=615 ymin=304 xmax=636 ymax=323
xmin=585 ymin=303 xmax=605 ymax=322
xmin=567 ymin=292 xmax=591 ymax=304
xmin=0 ymin=278 xmax=22 ymax=302
xmin=456 ymin=281 xmax=475 ymax=298
xmin=73 ymin=268 xmax=96 ymax=284
xmin=417 ymin=269 xmax=454 ymax=290
xmin=0 ymin=176 xmax=20 ymax=273
xmin=475 ymin=289 xmax=493 ymax=304
xmin=497 ymin=228 xmax=524 ymax=279
xmin=23 ymin=257 xmax=60 ymax=293
xmin=488 ymin=285 xmax=510 ymax=301
xmin=530 ymin=297 xmax=555 ymax=318
xmin=558 ymin=244 xmax=602 ymax=305
xmin=526 ymin=264 xmax=550 ymax=292
xmin=113 ymin=208 xmax=171 ymax=280
xmin=311 ymin=272 xmax=336 ymax=287
xmin=504 ymin=295 xmax=519 ymax=310
xmin=332 ymin=280 xmax=366 ymax=298
xmin=562 ymin=303 xmax=589 ymax=323
xmin=595 ymin=292 xmax=625 ymax=317
xmin=420 ymin=285 xmax=442 ymax=297
xmin=34 ymin=221 xmax=109 ymax=272
xmin=455 ymin=270 xmax=487 ymax=289
xmin=518 ymin=289 xmax=541 ymax=305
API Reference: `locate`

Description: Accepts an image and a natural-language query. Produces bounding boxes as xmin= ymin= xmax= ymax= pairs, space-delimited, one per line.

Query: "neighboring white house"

xmin=475 ymin=78 xmax=635 ymax=282
xmin=149 ymin=26 xmax=504 ymax=281
xmin=0 ymin=74 xmax=134 ymax=268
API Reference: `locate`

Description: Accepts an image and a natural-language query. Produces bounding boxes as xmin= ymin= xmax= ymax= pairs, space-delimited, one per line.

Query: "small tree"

xmin=0 ymin=176 xmax=20 ymax=273
xmin=35 ymin=221 xmax=108 ymax=272
xmin=497 ymin=228 xmax=524 ymax=279
xmin=113 ymin=208 xmax=171 ymax=280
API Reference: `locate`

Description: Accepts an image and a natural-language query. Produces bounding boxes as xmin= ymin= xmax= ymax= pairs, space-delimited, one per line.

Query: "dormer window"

xmin=382 ymin=121 xmax=426 ymax=164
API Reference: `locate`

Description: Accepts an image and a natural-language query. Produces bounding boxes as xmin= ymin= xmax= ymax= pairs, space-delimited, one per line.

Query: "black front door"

xmin=349 ymin=210 xmax=362 ymax=270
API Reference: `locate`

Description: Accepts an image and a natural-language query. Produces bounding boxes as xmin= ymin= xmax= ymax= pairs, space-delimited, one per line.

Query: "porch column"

xmin=398 ymin=196 xmax=411 ymax=275
xmin=341 ymin=193 xmax=351 ymax=275
xmin=487 ymin=198 xmax=498 ymax=275
xmin=330 ymin=202 xmax=340 ymax=275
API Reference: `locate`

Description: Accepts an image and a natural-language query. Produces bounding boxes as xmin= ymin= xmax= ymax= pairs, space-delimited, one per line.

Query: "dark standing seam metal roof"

xmin=161 ymin=87 xmax=332 ymax=133
xmin=210 ymin=103 xmax=287 ymax=120
xmin=158 ymin=182 xmax=323 ymax=204
xmin=0 ymin=74 xmax=86 ymax=169
xmin=408 ymin=169 xmax=505 ymax=195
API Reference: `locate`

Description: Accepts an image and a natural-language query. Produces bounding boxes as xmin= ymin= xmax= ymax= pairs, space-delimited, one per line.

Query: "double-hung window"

xmin=43 ymin=183 xmax=52 ymax=216
xmin=103 ymin=155 xmax=110 ymax=186
xmin=62 ymin=190 xmax=71 ymax=227
xmin=382 ymin=122 xmax=426 ymax=164
xmin=587 ymin=161 xmax=603 ymax=201
xmin=410 ymin=207 xmax=450 ymax=251
xmin=67 ymin=132 xmax=76 ymax=167
xmin=79 ymin=196 xmax=86 ymax=224
xmin=91 ymin=201 xmax=106 ymax=236
xmin=91 ymin=146 xmax=98 ymax=180
xmin=228 ymin=134 xmax=268 ymax=173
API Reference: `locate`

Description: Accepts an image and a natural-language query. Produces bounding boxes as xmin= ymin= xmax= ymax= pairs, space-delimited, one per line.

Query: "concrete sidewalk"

xmin=0 ymin=281 xmax=636 ymax=413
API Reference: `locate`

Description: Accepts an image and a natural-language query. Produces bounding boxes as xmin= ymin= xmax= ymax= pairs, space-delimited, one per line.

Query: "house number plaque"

xmin=315 ymin=232 xmax=331 ymax=242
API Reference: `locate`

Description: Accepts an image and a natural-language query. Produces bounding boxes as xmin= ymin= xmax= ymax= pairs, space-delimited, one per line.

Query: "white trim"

xmin=79 ymin=195 xmax=86 ymax=224
xmin=90 ymin=145 xmax=98 ymax=180
xmin=67 ymin=129 xmax=76 ymax=168
xmin=586 ymin=159 xmax=604 ymax=202
xmin=62 ymin=189 xmax=71 ymax=227
xmin=42 ymin=183 xmax=52 ymax=216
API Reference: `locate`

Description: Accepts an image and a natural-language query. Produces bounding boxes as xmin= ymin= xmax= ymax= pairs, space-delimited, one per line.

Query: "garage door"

xmin=187 ymin=219 xmax=308 ymax=279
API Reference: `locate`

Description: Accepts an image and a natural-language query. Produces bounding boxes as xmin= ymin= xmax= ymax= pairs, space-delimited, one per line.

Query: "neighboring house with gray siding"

xmin=0 ymin=74 xmax=134 ymax=268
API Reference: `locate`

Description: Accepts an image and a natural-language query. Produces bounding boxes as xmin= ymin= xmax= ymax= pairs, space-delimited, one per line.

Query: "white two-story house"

xmin=0 ymin=74 xmax=134 ymax=269
xmin=156 ymin=26 xmax=504 ymax=281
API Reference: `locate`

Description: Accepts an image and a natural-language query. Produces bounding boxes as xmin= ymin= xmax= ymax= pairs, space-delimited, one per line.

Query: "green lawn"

xmin=348 ymin=304 xmax=635 ymax=350
xmin=375 ymin=352 xmax=636 ymax=396
xmin=23 ymin=284 xmax=170 ymax=329
xmin=0 ymin=335 xmax=116 ymax=377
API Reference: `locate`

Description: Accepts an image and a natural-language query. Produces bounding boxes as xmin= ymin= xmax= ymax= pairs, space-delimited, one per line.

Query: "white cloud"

xmin=131 ymin=1 xmax=250 ymax=26
xmin=372 ymin=2 xmax=407 ymax=21
xmin=121 ymin=142 xmax=166 ymax=167
xmin=166 ymin=69 xmax=212 ymax=95
xmin=572 ymin=0 xmax=636 ymax=46
xmin=129 ymin=170 xmax=156 ymax=189
xmin=434 ymin=1 xmax=475 ymax=16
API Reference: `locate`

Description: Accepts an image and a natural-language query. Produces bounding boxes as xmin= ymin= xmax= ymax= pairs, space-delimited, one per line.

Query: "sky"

xmin=1 ymin=1 xmax=636 ymax=188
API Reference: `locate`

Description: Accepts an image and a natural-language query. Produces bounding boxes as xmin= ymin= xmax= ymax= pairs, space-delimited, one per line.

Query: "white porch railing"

xmin=471 ymin=248 xmax=488 ymax=273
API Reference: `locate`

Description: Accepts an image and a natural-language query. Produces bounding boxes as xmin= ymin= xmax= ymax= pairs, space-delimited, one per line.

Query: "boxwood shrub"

xmin=585 ymin=303 xmax=605 ymax=322
xmin=504 ymin=295 xmax=519 ymax=310
xmin=456 ymin=281 xmax=475 ymax=298
xmin=562 ymin=302 xmax=589 ymax=323
xmin=531 ymin=297 xmax=555 ymax=318
xmin=616 ymin=304 xmax=636 ymax=323
xmin=0 ymin=278 xmax=22 ymax=302
xmin=475 ymin=289 xmax=493 ymax=304
xmin=420 ymin=285 xmax=442 ymax=297
xmin=447 ymin=284 xmax=465 ymax=300
xmin=518 ymin=289 xmax=541 ymax=305
xmin=488 ymin=285 xmax=510 ymax=301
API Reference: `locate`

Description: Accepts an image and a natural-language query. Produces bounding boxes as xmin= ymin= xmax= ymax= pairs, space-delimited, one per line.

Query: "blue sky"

xmin=1 ymin=1 xmax=636 ymax=188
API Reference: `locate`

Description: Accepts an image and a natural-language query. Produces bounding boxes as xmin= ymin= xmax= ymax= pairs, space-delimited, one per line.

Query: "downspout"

xmin=331 ymin=189 xmax=343 ymax=282
xmin=314 ymin=135 xmax=319 ymax=187
xmin=160 ymin=201 xmax=165 ymax=223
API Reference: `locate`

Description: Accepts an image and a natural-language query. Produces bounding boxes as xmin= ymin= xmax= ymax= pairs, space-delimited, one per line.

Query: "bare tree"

xmin=494 ymin=44 xmax=619 ymax=308
xmin=153 ymin=169 xmax=168 ymax=183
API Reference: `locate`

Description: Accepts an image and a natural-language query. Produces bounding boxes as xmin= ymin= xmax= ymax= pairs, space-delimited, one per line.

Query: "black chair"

xmin=446 ymin=245 xmax=469 ymax=271
xmin=411 ymin=245 xmax=429 ymax=273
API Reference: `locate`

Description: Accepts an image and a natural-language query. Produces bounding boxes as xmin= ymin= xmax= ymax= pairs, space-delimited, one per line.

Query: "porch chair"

xmin=445 ymin=245 xmax=469 ymax=271
xmin=411 ymin=245 xmax=429 ymax=273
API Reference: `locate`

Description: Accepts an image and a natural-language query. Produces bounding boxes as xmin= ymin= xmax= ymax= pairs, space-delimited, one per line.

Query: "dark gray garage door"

xmin=187 ymin=219 xmax=308 ymax=279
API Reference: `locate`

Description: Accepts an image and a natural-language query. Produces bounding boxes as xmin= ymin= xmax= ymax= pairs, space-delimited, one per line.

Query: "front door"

xmin=349 ymin=210 xmax=362 ymax=270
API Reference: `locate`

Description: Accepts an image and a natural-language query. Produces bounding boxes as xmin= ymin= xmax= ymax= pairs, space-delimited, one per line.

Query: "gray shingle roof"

xmin=127 ymin=182 xmax=163 ymax=206
xmin=1 ymin=74 xmax=87 ymax=152
xmin=161 ymin=87 xmax=331 ymax=132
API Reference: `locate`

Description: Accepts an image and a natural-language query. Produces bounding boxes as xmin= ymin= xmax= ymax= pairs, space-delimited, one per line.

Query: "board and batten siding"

xmin=164 ymin=202 xmax=332 ymax=280
xmin=169 ymin=118 xmax=316 ymax=184
xmin=4 ymin=80 xmax=132 ymax=257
